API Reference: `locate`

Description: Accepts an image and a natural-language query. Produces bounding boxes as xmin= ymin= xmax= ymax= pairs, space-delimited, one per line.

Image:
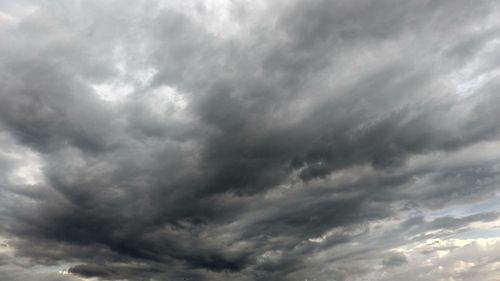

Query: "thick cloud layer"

xmin=1 ymin=1 xmax=500 ymax=280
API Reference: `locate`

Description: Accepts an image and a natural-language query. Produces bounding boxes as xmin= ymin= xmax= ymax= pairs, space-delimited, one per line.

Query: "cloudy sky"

xmin=1 ymin=0 xmax=500 ymax=280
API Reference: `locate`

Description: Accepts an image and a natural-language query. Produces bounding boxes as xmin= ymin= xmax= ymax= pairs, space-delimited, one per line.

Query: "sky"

xmin=1 ymin=0 xmax=500 ymax=280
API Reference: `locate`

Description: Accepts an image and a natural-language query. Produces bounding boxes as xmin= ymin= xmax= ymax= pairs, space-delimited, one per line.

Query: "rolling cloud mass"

xmin=1 ymin=0 xmax=500 ymax=280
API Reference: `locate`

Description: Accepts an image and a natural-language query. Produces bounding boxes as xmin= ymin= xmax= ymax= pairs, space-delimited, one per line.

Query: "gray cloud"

xmin=0 ymin=0 xmax=500 ymax=280
xmin=383 ymin=253 xmax=408 ymax=267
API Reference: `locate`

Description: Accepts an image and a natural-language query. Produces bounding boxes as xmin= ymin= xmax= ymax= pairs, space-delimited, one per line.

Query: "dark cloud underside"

xmin=0 ymin=1 xmax=500 ymax=281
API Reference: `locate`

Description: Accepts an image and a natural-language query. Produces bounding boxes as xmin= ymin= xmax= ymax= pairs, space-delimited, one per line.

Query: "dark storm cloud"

xmin=1 ymin=0 xmax=500 ymax=280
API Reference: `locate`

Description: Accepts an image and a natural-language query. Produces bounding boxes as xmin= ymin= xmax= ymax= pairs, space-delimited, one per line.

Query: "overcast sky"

xmin=1 ymin=1 xmax=500 ymax=280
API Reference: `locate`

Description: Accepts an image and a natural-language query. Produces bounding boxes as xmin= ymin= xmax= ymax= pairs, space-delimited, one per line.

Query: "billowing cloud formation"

xmin=1 ymin=0 xmax=500 ymax=280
